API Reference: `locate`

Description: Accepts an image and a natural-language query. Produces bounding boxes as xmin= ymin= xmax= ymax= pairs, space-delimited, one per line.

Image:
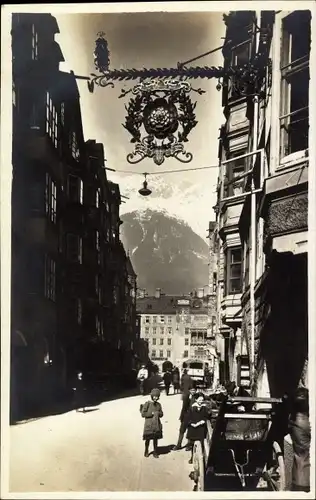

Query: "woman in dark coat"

xmin=141 ymin=388 xmax=163 ymax=458
xmin=172 ymin=368 xmax=180 ymax=394
xmin=186 ymin=392 xmax=209 ymax=463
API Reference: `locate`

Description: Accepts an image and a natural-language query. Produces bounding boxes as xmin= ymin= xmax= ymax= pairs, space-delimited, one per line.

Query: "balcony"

xmin=221 ymin=293 xmax=242 ymax=326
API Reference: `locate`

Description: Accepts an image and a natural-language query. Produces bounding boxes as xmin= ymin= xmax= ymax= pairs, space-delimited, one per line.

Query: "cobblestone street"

xmin=10 ymin=392 xmax=193 ymax=492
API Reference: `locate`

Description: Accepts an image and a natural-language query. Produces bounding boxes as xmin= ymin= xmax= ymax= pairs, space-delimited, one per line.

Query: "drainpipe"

xmin=249 ymin=11 xmax=261 ymax=391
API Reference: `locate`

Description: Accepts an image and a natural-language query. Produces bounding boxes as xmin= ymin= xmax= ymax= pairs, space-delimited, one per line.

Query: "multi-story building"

xmin=137 ymin=289 xmax=216 ymax=373
xmin=10 ymin=13 xmax=138 ymax=419
xmin=212 ymin=10 xmax=311 ymax=397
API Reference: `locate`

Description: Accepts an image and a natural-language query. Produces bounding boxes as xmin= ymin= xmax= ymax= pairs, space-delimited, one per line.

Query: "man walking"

xmin=173 ymin=383 xmax=197 ymax=450
xmin=180 ymin=368 xmax=193 ymax=399
xmin=163 ymin=369 xmax=172 ymax=396
xmin=137 ymin=364 xmax=148 ymax=395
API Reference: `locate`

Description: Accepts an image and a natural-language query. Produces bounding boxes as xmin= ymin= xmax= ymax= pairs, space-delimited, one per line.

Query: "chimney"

xmin=155 ymin=288 xmax=161 ymax=299
xmin=197 ymin=288 xmax=204 ymax=299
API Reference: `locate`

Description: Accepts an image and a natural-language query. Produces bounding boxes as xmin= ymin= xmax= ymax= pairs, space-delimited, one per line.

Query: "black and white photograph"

xmin=1 ymin=1 xmax=315 ymax=497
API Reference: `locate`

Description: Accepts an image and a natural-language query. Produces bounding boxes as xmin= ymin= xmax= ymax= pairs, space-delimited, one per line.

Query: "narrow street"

xmin=9 ymin=392 xmax=193 ymax=492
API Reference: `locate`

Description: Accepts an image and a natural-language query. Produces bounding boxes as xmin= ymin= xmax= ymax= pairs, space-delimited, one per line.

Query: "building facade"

xmin=212 ymin=10 xmax=311 ymax=397
xmin=10 ymin=13 xmax=138 ymax=419
xmin=137 ymin=289 xmax=217 ymax=373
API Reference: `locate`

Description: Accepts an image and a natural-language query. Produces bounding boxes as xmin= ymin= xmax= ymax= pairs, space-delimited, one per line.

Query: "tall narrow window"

xmin=12 ymin=81 xmax=16 ymax=107
xmin=224 ymin=149 xmax=248 ymax=197
xmin=66 ymin=234 xmax=82 ymax=263
xmin=68 ymin=175 xmax=83 ymax=204
xmin=225 ymin=247 xmax=242 ymax=295
xmin=229 ymin=39 xmax=252 ymax=98
xmin=46 ymin=92 xmax=58 ymax=148
xmin=31 ymin=24 xmax=38 ymax=60
xmin=280 ymin=12 xmax=310 ymax=159
xmin=60 ymin=102 xmax=65 ymax=126
xmin=96 ymin=188 xmax=100 ymax=208
xmin=45 ymin=173 xmax=57 ymax=224
xmin=44 ymin=255 xmax=56 ymax=301
xmin=70 ymin=131 xmax=80 ymax=160
xmin=96 ymin=230 xmax=100 ymax=252
xmin=78 ymin=299 xmax=82 ymax=325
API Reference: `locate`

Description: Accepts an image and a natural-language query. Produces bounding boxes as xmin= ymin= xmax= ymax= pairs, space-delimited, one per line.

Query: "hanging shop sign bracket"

xmin=86 ymin=28 xmax=272 ymax=166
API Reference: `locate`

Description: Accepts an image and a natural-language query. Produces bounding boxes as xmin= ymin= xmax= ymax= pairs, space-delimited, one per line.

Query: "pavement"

xmin=9 ymin=390 xmax=193 ymax=492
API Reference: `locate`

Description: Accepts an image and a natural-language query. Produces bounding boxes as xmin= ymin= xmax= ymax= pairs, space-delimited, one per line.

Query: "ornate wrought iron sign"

xmin=89 ymin=30 xmax=272 ymax=165
xmin=120 ymin=79 xmax=205 ymax=165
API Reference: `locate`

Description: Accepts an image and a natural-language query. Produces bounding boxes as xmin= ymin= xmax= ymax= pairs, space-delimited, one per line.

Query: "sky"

xmin=55 ymin=11 xmax=226 ymax=239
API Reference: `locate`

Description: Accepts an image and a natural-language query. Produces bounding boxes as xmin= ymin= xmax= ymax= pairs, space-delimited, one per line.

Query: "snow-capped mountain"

xmin=108 ymin=170 xmax=218 ymax=239
xmin=120 ymin=209 xmax=209 ymax=295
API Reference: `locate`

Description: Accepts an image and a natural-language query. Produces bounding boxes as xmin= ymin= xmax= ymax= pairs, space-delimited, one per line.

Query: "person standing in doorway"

xmin=163 ymin=369 xmax=172 ymax=396
xmin=141 ymin=388 xmax=163 ymax=458
xmin=173 ymin=382 xmax=197 ymax=450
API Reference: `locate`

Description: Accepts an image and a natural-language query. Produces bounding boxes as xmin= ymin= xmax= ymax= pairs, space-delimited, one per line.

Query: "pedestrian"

xmin=180 ymin=368 xmax=193 ymax=399
xmin=172 ymin=368 xmax=180 ymax=394
xmin=137 ymin=364 xmax=149 ymax=395
xmin=186 ymin=392 xmax=209 ymax=464
xmin=163 ymin=370 xmax=172 ymax=396
xmin=288 ymin=387 xmax=311 ymax=492
xmin=140 ymin=388 xmax=163 ymax=458
xmin=173 ymin=382 xmax=197 ymax=450
xmin=73 ymin=372 xmax=86 ymax=413
xmin=204 ymin=366 xmax=212 ymax=389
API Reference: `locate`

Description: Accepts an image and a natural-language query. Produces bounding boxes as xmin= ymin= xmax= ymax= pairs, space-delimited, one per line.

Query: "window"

xmin=186 ymin=315 xmax=191 ymax=324
xmin=153 ymin=327 xmax=157 ymax=335
xmin=145 ymin=316 xmax=150 ymax=324
xmin=152 ymin=338 xmax=156 ymax=345
xmin=96 ymin=188 xmax=100 ymax=208
xmin=167 ymin=338 xmax=172 ymax=345
xmin=60 ymin=103 xmax=65 ymax=126
xmin=185 ymin=328 xmax=190 ymax=335
xmin=167 ymin=350 xmax=171 ymax=358
xmin=168 ymin=327 xmax=172 ymax=334
xmin=168 ymin=316 xmax=172 ymax=324
xmin=229 ymin=40 xmax=252 ymax=98
xmin=152 ymin=350 xmax=156 ymax=358
xmin=224 ymin=150 xmax=248 ymax=197
xmin=225 ymin=247 xmax=242 ymax=295
xmin=45 ymin=173 xmax=57 ymax=223
xmin=68 ymin=175 xmax=83 ymax=204
xmin=96 ymin=316 xmax=101 ymax=336
xmin=44 ymin=256 xmax=56 ymax=301
xmin=145 ymin=327 xmax=149 ymax=335
xmin=160 ymin=327 xmax=164 ymax=334
xmin=153 ymin=316 xmax=157 ymax=323
xmin=183 ymin=350 xmax=189 ymax=358
xmin=160 ymin=316 xmax=165 ymax=323
xmin=280 ymin=12 xmax=310 ymax=158
xmin=70 ymin=131 xmax=80 ymax=160
xmin=31 ymin=24 xmax=38 ymax=60
xmin=213 ymin=272 xmax=217 ymax=293
xmin=78 ymin=299 xmax=82 ymax=325
xmin=159 ymin=350 xmax=163 ymax=358
xmin=160 ymin=338 xmax=164 ymax=345
xmin=13 ymin=81 xmax=16 ymax=107
xmin=66 ymin=234 xmax=82 ymax=263
xmin=46 ymin=92 xmax=58 ymax=148
xmin=96 ymin=230 xmax=100 ymax=252
xmin=185 ymin=338 xmax=189 ymax=346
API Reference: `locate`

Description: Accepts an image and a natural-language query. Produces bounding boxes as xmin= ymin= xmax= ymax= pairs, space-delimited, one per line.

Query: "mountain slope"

xmin=120 ymin=209 xmax=209 ymax=294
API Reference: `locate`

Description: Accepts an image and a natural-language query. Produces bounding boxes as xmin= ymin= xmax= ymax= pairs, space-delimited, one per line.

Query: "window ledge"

xmin=277 ymin=150 xmax=308 ymax=171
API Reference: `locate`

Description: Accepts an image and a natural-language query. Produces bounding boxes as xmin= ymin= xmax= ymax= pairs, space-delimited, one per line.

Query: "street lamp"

xmin=138 ymin=173 xmax=152 ymax=196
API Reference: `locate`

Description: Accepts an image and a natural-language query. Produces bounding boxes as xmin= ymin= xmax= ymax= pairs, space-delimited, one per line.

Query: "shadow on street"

xmin=11 ymin=385 xmax=141 ymax=425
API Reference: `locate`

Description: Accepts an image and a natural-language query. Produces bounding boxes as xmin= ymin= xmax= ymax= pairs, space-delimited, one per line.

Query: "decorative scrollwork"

xmin=121 ymin=80 xmax=200 ymax=165
xmin=127 ymin=136 xmax=192 ymax=166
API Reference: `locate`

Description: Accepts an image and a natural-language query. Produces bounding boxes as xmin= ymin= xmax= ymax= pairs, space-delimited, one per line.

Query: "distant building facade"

xmin=137 ymin=289 xmax=217 ymax=372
